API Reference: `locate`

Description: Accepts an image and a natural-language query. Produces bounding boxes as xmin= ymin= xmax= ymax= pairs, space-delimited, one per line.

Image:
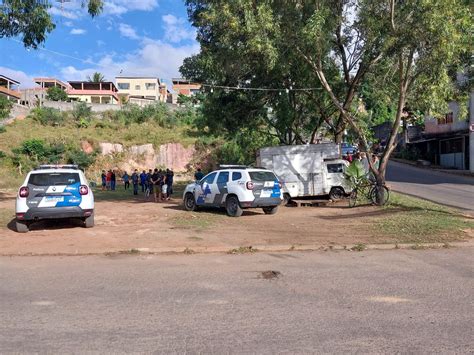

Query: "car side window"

xmin=217 ymin=172 xmax=229 ymax=184
xmin=327 ymin=164 xmax=343 ymax=174
xmin=201 ymin=172 xmax=217 ymax=185
xmin=232 ymin=172 xmax=242 ymax=181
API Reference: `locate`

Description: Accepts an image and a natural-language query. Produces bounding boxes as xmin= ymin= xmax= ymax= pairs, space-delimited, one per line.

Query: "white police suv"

xmin=15 ymin=165 xmax=94 ymax=233
xmin=183 ymin=166 xmax=283 ymax=217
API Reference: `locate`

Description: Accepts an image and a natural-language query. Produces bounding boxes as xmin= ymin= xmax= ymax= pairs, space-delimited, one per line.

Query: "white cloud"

xmin=103 ymin=0 xmax=158 ymax=15
xmin=118 ymin=23 xmax=139 ymax=40
xmin=49 ymin=6 xmax=80 ymax=20
xmin=63 ymin=21 xmax=74 ymax=27
xmin=70 ymin=28 xmax=87 ymax=35
xmin=162 ymin=14 xmax=196 ymax=43
xmin=59 ymin=41 xmax=200 ymax=83
xmin=0 ymin=67 xmax=36 ymax=89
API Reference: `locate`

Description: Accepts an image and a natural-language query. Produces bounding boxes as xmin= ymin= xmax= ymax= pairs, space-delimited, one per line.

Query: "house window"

xmin=117 ymin=83 xmax=130 ymax=90
xmin=145 ymin=83 xmax=156 ymax=90
xmin=135 ymin=85 xmax=141 ymax=90
xmin=437 ymin=112 xmax=454 ymax=125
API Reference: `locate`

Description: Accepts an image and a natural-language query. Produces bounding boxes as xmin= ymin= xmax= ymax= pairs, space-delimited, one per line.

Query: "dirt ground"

xmin=0 ymin=190 xmax=469 ymax=255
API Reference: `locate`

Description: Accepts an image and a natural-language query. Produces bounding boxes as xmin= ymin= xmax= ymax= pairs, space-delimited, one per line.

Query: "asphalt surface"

xmin=386 ymin=161 xmax=474 ymax=213
xmin=1 ymin=249 xmax=473 ymax=353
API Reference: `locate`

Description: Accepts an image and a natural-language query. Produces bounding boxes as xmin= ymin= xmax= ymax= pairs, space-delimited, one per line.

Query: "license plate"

xmin=260 ymin=190 xmax=272 ymax=198
xmin=46 ymin=196 xmax=64 ymax=203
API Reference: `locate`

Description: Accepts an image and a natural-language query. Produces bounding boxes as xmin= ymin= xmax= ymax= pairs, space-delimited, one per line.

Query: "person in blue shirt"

xmin=165 ymin=168 xmax=174 ymax=200
xmin=122 ymin=171 xmax=130 ymax=190
xmin=139 ymin=170 xmax=147 ymax=192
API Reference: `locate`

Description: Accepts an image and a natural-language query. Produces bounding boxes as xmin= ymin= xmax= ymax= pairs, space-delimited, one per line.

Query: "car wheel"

xmin=15 ymin=220 xmax=29 ymax=233
xmin=329 ymin=187 xmax=345 ymax=201
xmin=226 ymin=196 xmax=243 ymax=217
xmin=84 ymin=213 xmax=94 ymax=228
xmin=262 ymin=205 xmax=279 ymax=215
xmin=184 ymin=193 xmax=197 ymax=211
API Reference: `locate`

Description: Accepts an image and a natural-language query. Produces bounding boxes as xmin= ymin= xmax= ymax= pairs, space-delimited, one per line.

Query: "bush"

xmin=0 ymin=96 xmax=13 ymax=119
xmin=19 ymin=139 xmax=48 ymax=159
xmin=72 ymin=102 xmax=93 ymax=127
xmin=46 ymin=86 xmax=68 ymax=101
xmin=29 ymin=107 xmax=65 ymax=126
xmin=0 ymin=150 xmax=6 ymax=159
xmin=0 ymin=125 xmax=6 ymax=133
xmin=29 ymin=107 xmax=67 ymax=126
xmin=66 ymin=150 xmax=95 ymax=169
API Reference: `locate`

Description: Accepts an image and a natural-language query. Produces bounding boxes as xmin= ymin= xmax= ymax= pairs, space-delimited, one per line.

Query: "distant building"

xmin=171 ymin=78 xmax=201 ymax=96
xmin=115 ymin=76 xmax=167 ymax=105
xmin=0 ymin=75 xmax=21 ymax=103
xmin=21 ymin=77 xmax=69 ymax=107
xmin=408 ymin=92 xmax=473 ymax=171
xmin=67 ymin=81 xmax=119 ymax=104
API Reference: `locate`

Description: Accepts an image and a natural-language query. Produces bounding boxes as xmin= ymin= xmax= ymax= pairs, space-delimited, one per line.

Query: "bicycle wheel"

xmin=369 ymin=185 xmax=390 ymax=206
xmin=348 ymin=190 xmax=358 ymax=208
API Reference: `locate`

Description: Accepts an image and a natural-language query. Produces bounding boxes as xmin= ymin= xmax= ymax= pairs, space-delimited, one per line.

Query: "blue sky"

xmin=0 ymin=0 xmax=200 ymax=88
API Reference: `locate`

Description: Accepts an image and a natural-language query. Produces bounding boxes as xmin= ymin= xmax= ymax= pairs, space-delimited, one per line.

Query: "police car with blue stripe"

xmin=183 ymin=165 xmax=282 ymax=217
xmin=15 ymin=165 xmax=94 ymax=233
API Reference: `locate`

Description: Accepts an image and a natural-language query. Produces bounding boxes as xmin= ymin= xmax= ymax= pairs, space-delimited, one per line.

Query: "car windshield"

xmin=28 ymin=173 xmax=80 ymax=186
xmin=249 ymin=171 xmax=277 ymax=181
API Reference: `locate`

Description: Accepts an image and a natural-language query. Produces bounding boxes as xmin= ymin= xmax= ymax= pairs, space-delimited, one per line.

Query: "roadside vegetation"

xmin=0 ymin=103 xmax=198 ymax=189
xmin=375 ymin=193 xmax=474 ymax=243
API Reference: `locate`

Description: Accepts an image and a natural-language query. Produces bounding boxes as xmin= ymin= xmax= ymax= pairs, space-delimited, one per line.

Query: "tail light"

xmin=19 ymin=186 xmax=29 ymax=198
xmin=246 ymin=181 xmax=254 ymax=190
xmin=79 ymin=185 xmax=89 ymax=195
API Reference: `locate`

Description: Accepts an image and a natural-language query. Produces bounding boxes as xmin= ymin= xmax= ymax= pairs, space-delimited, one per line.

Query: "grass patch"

xmin=170 ymin=211 xmax=223 ymax=230
xmin=374 ymin=192 xmax=474 ymax=243
xmin=228 ymin=246 xmax=258 ymax=254
xmin=183 ymin=247 xmax=195 ymax=254
xmin=351 ymin=243 xmax=366 ymax=251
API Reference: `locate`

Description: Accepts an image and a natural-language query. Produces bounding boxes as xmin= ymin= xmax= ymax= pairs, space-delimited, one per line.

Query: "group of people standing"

xmin=101 ymin=168 xmax=174 ymax=202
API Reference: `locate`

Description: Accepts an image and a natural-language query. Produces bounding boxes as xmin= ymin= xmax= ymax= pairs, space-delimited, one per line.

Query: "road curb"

xmin=1 ymin=240 xmax=473 ymax=257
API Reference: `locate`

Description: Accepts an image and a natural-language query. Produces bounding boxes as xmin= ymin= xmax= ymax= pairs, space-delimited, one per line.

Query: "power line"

xmin=201 ymin=83 xmax=323 ymax=92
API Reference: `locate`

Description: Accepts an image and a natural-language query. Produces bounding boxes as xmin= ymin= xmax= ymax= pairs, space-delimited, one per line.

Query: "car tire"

xmin=329 ymin=187 xmax=345 ymax=201
xmin=184 ymin=193 xmax=197 ymax=211
xmin=15 ymin=220 xmax=29 ymax=233
xmin=262 ymin=205 xmax=279 ymax=215
xmin=226 ymin=196 xmax=243 ymax=217
xmin=84 ymin=213 xmax=94 ymax=228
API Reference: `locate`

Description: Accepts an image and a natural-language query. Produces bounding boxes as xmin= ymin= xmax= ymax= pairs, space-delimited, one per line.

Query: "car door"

xmin=195 ymin=172 xmax=217 ymax=206
xmin=325 ymin=163 xmax=345 ymax=193
xmin=213 ymin=171 xmax=229 ymax=206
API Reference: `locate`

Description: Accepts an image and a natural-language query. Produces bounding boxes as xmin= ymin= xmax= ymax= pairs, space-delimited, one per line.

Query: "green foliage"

xmin=0 ymin=150 xmax=6 ymax=159
xmin=345 ymin=160 xmax=368 ymax=188
xmin=72 ymin=102 xmax=93 ymax=127
xmin=12 ymin=138 xmax=95 ymax=170
xmin=66 ymin=150 xmax=95 ymax=169
xmin=46 ymin=86 xmax=68 ymax=101
xmin=107 ymin=102 xmax=176 ymax=127
xmin=0 ymin=125 xmax=6 ymax=133
xmin=0 ymin=96 xmax=13 ymax=119
xmin=87 ymin=72 xmax=106 ymax=82
xmin=29 ymin=107 xmax=65 ymax=126
xmin=0 ymin=0 xmax=102 ymax=48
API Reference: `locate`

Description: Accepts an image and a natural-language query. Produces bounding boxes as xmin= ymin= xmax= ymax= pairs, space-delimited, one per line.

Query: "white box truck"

xmin=256 ymin=144 xmax=350 ymax=204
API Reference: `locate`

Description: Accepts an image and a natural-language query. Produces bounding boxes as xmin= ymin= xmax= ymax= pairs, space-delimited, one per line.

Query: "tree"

xmin=0 ymin=96 xmax=13 ymax=119
xmin=295 ymin=0 xmax=471 ymax=200
xmin=0 ymin=0 xmax=103 ymax=49
xmin=87 ymin=72 xmax=106 ymax=82
xmin=46 ymin=86 xmax=68 ymax=102
xmin=182 ymin=1 xmax=339 ymax=145
xmin=184 ymin=0 xmax=471 ymax=203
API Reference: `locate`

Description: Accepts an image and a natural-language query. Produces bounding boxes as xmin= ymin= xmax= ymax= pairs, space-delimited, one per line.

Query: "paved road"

xmin=386 ymin=161 xmax=474 ymax=212
xmin=1 ymin=250 xmax=473 ymax=353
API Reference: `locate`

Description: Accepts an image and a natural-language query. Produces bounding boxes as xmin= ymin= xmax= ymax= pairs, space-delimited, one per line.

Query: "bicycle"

xmin=348 ymin=177 xmax=390 ymax=208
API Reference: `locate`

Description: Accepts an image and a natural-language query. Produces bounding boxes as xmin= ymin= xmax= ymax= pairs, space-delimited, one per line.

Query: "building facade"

xmin=0 ymin=75 xmax=21 ymax=103
xmin=115 ymin=76 xmax=167 ymax=104
xmin=67 ymin=81 xmax=119 ymax=104
xmin=171 ymin=78 xmax=201 ymax=96
xmin=21 ymin=77 xmax=69 ymax=107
